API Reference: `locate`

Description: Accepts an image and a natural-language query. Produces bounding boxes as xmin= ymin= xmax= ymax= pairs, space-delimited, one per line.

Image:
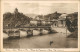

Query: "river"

xmin=3 ymin=32 xmax=78 ymax=48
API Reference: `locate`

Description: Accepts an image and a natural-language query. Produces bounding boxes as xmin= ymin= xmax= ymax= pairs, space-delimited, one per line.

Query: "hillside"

xmin=66 ymin=12 xmax=78 ymax=38
xmin=44 ymin=11 xmax=61 ymax=20
xmin=3 ymin=8 xmax=30 ymax=28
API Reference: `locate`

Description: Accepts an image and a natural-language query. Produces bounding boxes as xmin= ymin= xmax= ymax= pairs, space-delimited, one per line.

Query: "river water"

xmin=3 ymin=32 xmax=78 ymax=48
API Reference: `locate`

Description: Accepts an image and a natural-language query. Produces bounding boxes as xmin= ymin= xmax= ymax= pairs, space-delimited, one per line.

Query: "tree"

xmin=66 ymin=12 xmax=78 ymax=32
xmin=3 ymin=8 xmax=30 ymax=28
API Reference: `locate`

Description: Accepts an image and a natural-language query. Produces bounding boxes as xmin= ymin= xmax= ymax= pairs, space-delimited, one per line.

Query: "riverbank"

xmin=3 ymin=27 xmax=78 ymax=40
xmin=51 ymin=27 xmax=78 ymax=38
xmin=67 ymin=29 xmax=78 ymax=38
xmin=3 ymin=28 xmax=56 ymax=39
xmin=3 ymin=27 xmax=78 ymax=48
xmin=3 ymin=33 xmax=78 ymax=48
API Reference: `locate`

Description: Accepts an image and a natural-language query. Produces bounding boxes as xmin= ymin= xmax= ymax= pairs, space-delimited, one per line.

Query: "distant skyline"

xmin=3 ymin=3 xmax=78 ymax=15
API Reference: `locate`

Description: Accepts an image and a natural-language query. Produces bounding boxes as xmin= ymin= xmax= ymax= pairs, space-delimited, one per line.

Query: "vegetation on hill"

xmin=44 ymin=11 xmax=61 ymax=20
xmin=66 ymin=12 xmax=78 ymax=38
xmin=3 ymin=8 xmax=30 ymax=28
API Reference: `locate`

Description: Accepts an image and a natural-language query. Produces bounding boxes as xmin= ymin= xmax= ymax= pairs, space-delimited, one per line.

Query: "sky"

xmin=3 ymin=3 xmax=78 ymax=15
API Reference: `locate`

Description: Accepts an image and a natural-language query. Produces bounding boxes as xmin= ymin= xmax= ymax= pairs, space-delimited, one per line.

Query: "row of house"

xmin=34 ymin=13 xmax=67 ymax=27
xmin=5 ymin=12 xmax=77 ymax=28
xmin=51 ymin=13 xmax=67 ymax=27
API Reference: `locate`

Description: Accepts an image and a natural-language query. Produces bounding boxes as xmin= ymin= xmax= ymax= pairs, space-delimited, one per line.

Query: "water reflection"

xmin=3 ymin=39 xmax=20 ymax=48
xmin=3 ymin=33 xmax=78 ymax=48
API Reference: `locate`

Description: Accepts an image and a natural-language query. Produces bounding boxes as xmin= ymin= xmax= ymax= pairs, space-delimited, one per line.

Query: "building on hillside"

xmin=58 ymin=18 xmax=66 ymax=27
xmin=51 ymin=14 xmax=67 ymax=27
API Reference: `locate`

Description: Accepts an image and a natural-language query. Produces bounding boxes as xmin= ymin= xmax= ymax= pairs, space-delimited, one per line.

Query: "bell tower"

xmin=14 ymin=8 xmax=18 ymax=14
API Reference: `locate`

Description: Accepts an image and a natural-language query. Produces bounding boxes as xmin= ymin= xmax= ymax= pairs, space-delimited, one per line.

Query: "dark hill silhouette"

xmin=3 ymin=8 xmax=30 ymax=28
xmin=66 ymin=12 xmax=78 ymax=32
xmin=66 ymin=12 xmax=78 ymax=38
